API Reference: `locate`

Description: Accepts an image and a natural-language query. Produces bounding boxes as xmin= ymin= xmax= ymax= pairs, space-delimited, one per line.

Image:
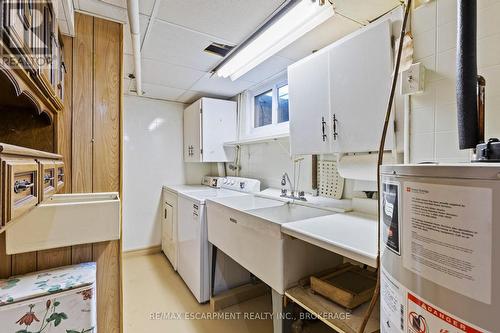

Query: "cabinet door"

xmin=183 ymin=100 xmax=202 ymax=162
xmin=329 ymin=20 xmax=394 ymax=153
xmin=289 ymin=50 xmax=332 ymax=155
xmin=201 ymin=98 xmax=236 ymax=162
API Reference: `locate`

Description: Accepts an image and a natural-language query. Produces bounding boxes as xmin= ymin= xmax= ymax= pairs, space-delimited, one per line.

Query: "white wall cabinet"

xmin=289 ymin=50 xmax=333 ymax=155
xmin=289 ymin=19 xmax=394 ymax=155
xmin=184 ymin=97 xmax=237 ymax=162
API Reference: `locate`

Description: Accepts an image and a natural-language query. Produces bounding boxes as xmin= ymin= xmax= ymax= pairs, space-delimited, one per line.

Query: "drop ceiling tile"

xmin=123 ymin=14 xmax=150 ymax=55
xmin=100 ymin=0 xmax=126 ymax=8
xmin=99 ymin=0 xmax=155 ymax=15
xmin=238 ymin=55 xmax=294 ymax=84
xmin=333 ymin=0 xmax=400 ymax=24
xmin=142 ymin=58 xmax=206 ymax=90
xmin=155 ymin=0 xmax=286 ymax=44
xmin=190 ymin=73 xmax=255 ymax=97
xmin=124 ymin=78 xmax=186 ymax=101
xmin=138 ymin=0 xmax=156 ymax=16
xmin=176 ymin=90 xmax=225 ymax=104
xmin=277 ymin=15 xmax=362 ymax=61
xmin=141 ymin=83 xmax=186 ymax=101
xmin=142 ymin=19 xmax=226 ymax=71
xmin=176 ymin=90 xmax=204 ymax=104
xmin=77 ymin=0 xmax=128 ymax=22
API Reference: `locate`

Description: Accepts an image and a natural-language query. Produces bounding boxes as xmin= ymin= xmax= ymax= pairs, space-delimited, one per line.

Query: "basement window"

xmin=254 ymin=90 xmax=273 ymax=127
xmin=277 ymin=84 xmax=289 ymax=123
xmin=243 ymin=74 xmax=289 ymax=138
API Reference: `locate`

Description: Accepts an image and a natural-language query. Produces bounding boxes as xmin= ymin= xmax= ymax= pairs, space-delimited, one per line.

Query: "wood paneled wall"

xmin=0 ymin=13 xmax=122 ymax=333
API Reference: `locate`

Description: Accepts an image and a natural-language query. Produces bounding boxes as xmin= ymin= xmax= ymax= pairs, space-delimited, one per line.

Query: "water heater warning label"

xmin=402 ymin=182 xmax=492 ymax=304
xmin=407 ymin=292 xmax=489 ymax=333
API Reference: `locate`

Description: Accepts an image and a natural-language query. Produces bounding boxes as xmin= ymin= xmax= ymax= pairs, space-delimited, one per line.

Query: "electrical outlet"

xmin=401 ymin=62 xmax=425 ymax=95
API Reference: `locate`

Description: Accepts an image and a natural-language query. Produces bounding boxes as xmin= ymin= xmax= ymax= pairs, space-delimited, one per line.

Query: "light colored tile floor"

xmin=123 ymin=253 xmax=273 ymax=333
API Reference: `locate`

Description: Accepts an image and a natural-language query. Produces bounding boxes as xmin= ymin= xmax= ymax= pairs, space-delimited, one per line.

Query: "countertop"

xmin=281 ymin=211 xmax=378 ymax=268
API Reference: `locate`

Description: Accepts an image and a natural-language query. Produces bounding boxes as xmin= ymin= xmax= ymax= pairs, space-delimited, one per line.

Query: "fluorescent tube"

xmin=216 ymin=0 xmax=334 ymax=81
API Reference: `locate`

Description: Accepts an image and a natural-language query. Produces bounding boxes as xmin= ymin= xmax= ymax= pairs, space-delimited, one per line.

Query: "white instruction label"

xmin=381 ymin=268 xmax=405 ymax=333
xmin=402 ymin=182 xmax=492 ymax=304
xmin=407 ymin=292 xmax=489 ymax=333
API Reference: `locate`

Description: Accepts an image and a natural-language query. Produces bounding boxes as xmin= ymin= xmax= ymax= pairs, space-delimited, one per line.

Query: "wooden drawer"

xmin=38 ymin=159 xmax=56 ymax=202
xmin=2 ymin=159 xmax=39 ymax=225
xmin=55 ymin=161 xmax=65 ymax=192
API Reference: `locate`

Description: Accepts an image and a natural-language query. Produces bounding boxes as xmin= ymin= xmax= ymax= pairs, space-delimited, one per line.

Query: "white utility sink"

xmin=247 ymin=203 xmax=333 ymax=224
xmin=206 ymin=195 xmax=342 ymax=294
xmin=209 ymin=195 xmax=283 ymax=211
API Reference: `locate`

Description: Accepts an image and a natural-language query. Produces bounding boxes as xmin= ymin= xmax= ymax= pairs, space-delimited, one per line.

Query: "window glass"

xmin=277 ymin=84 xmax=289 ymax=123
xmin=254 ymin=90 xmax=273 ymax=127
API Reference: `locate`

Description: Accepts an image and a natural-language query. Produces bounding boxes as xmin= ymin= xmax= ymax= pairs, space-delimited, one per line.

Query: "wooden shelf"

xmin=285 ymin=285 xmax=379 ymax=333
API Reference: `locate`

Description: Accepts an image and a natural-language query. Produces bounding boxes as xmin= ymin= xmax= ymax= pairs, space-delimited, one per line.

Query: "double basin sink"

xmin=206 ymin=195 xmax=342 ymax=293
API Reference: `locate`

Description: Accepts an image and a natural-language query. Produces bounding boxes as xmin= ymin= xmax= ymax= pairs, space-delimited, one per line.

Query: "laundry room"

xmin=0 ymin=1 xmax=498 ymax=333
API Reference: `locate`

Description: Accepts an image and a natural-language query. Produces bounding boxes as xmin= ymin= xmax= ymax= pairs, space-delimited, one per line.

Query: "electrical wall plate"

xmin=401 ymin=62 xmax=425 ymax=95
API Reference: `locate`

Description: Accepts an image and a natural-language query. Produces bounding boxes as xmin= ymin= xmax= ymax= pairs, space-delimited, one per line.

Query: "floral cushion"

xmin=0 ymin=262 xmax=96 ymax=306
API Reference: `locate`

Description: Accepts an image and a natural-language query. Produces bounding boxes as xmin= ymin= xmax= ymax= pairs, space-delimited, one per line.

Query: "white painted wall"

xmin=123 ymin=95 xmax=214 ymax=252
xmin=236 ymin=138 xmax=313 ymax=191
xmin=410 ymin=0 xmax=500 ymax=163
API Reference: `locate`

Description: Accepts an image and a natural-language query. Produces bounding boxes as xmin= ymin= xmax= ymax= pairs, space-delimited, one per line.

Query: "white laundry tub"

xmin=0 ymin=262 xmax=97 ymax=333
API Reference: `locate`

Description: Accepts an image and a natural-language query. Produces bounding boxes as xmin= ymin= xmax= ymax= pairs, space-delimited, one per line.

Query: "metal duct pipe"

xmin=127 ymin=0 xmax=143 ymax=96
xmin=456 ymin=0 xmax=478 ymax=149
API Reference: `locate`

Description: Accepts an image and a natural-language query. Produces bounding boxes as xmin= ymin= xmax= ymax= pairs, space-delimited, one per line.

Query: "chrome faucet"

xmin=281 ymin=172 xmax=293 ymax=193
xmin=280 ymin=172 xmax=306 ymax=201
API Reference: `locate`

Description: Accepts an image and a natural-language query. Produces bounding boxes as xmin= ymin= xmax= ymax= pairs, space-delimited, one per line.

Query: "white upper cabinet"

xmin=183 ymin=98 xmax=237 ymax=162
xmin=288 ymin=19 xmax=394 ymax=155
xmin=289 ymin=50 xmax=332 ymax=155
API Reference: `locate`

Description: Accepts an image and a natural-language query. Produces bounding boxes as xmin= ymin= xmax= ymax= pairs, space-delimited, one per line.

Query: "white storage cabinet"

xmin=289 ymin=19 xmax=394 ymax=155
xmin=184 ymin=97 xmax=237 ymax=162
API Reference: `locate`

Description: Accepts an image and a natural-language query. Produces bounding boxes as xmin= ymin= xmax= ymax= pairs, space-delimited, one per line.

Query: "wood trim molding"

xmin=0 ymin=63 xmax=56 ymax=123
xmin=122 ymin=245 xmax=162 ymax=258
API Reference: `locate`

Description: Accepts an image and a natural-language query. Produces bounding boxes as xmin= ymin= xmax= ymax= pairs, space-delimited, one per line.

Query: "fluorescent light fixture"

xmin=216 ymin=0 xmax=334 ymax=81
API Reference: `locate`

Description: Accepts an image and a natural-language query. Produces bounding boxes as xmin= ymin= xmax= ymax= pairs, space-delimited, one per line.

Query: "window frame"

xmin=245 ymin=75 xmax=289 ymax=139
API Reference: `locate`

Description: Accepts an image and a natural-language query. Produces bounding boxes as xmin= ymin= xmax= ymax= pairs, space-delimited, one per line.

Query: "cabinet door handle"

xmin=229 ymin=217 xmax=237 ymax=224
xmin=333 ymin=114 xmax=338 ymax=141
xmin=164 ymin=208 xmax=167 ymax=219
xmin=321 ymin=117 xmax=327 ymax=142
xmin=44 ymin=175 xmax=54 ymax=183
xmin=14 ymin=180 xmax=34 ymax=193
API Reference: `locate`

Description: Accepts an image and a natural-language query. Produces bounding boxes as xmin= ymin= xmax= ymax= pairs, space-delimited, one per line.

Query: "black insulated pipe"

xmin=456 ymin=0 xmax=479 ymax=149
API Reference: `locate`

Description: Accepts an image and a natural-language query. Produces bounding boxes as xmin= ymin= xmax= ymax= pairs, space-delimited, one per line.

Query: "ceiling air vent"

xmin=204 ymin=42 xmax=235 ymax=57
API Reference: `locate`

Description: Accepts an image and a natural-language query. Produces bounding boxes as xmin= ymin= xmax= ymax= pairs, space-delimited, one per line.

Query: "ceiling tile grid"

xmin=75 ymin=0 xmax=401 ymax=102
xmin=141 ymin=19 xmax=227 ymax=72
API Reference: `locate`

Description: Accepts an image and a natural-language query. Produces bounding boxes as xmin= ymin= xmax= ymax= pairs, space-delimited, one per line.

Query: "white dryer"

xmin=161 ymin=177 xmax=220 ymax=271
xmin=176 ymin=177 xmax=261 ymax=303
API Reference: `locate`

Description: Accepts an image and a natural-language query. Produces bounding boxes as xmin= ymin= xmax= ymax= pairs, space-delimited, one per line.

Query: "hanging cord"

xmin=358 ymin=1 xmax=412 ymax=332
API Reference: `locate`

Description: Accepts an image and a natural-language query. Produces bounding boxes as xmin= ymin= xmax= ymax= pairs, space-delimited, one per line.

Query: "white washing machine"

xmin=177 ymin=177 xmax=261 ymax=303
